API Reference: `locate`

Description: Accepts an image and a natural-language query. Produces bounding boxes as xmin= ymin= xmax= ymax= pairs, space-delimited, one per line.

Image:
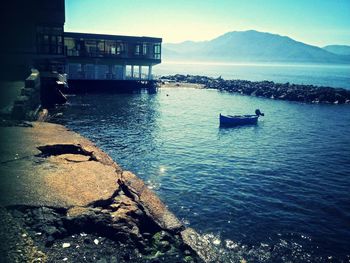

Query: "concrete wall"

xmin=11 ymin=70 xmax=41 ymax=119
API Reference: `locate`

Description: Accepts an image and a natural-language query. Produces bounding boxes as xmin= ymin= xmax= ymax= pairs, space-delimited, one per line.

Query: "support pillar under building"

xmin=80 ymin=63 xmax=86 ymax=79
xmin=107 ymin=64 xmax=113 ymax=79
xmin=131 ymin=65 xmax=134 ymax=80
xmin=148 ymin=65 xmax=152 ymax=80
xmin=94 ymin=63 xmax=98 ymax=79
xmin=122 ymin=65 xmax=126 ymax=80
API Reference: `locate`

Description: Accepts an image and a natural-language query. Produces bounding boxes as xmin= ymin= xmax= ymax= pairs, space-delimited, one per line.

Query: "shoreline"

xmin=0 ymin=121 xmax=218 ymax=262
xmin=159 ymin=82 xmax=205 ymax=89
xmin=159 ymin=74 xmax=350 ymax=104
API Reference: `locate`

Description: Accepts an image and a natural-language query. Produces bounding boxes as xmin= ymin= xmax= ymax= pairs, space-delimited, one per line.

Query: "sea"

xmin=58 ymin=62 xmax=350 ymax=262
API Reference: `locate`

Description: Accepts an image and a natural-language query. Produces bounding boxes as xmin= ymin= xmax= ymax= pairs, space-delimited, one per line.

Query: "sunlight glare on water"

xmin=58 ymin=87 xmax=350 ymax=262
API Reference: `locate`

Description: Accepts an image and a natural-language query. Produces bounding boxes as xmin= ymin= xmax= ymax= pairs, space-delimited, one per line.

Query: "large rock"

xmin=120 ymin=171 xmax=183 ymax=232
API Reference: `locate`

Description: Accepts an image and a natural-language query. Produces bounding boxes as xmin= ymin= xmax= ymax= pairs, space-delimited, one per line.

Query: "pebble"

xmin=213 ymin=239 xmax=221 ymax=245
xmin=62 ymin=243 xmax=71 ymax=248
xmin=94 ymin=239 xmax=99 ymax=245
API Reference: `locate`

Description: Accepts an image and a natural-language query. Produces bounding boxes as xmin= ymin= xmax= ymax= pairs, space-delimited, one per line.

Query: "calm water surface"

xmin=58 ymin=88 xmax=350 ymax=262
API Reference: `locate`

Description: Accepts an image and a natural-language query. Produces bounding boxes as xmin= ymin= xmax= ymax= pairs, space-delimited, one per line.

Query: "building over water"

xmin=65 ymin=32 xmax=161 ymax=81
xmin=1 ymin=0 xmax=162 ymax=83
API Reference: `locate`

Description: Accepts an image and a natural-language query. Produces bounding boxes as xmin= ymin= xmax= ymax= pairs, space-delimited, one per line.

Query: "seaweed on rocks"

xmin=4 ymin=190 xmax=202 ymax=263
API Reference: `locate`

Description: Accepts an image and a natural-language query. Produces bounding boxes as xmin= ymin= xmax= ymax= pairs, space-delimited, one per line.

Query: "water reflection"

xmin=58 ymin=87 xmax=350 ymax=262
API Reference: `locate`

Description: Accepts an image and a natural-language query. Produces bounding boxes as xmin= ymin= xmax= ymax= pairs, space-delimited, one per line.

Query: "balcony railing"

xmin=64 ymin=32 xmax=162 ymax=62
xmin=66 ymin=48 xmax=160 ymax=60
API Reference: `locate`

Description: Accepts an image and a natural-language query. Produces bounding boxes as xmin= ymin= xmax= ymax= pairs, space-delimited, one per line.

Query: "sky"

xmin=65 ymin=0 xmax=350 ymax=47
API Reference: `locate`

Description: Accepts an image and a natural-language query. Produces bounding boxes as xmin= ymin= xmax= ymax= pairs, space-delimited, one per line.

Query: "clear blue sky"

xmin=65 ymin=0 xmax=350 ymax=46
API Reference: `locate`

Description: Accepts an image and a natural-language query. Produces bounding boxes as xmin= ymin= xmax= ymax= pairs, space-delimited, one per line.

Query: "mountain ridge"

xmin=323 ymin=45 xmax=350 ymax=56
xmin=163 ymin=30 xmax=350 ymax=64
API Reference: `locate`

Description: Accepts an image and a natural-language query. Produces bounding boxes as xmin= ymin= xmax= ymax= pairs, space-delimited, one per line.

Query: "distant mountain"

xmin=163 ymin=30 xmax=350 ymax=64
xmin=323 ymin=45 xmax=350 ymax=56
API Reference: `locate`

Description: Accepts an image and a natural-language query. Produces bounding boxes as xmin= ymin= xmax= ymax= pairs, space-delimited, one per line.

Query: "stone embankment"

xmin=160 ymin=74 xmax=350 ymax=104
xmin=0 ymin=122 xmax=219 ymax=263
xmin=10 ymin=70 xmax=41 ymax=120
xmin=1 ymin=70 xmax=67 ymax=122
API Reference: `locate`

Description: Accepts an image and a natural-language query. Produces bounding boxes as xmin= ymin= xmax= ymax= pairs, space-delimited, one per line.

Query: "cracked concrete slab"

xmin=0 ymin=122 xmax=122 ymax=208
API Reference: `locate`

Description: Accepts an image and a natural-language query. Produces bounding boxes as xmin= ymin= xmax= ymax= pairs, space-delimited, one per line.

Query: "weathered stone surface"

xmin=120 ymin=171 xmax=184 ymax=232
xmin=0 ymin=122 xmax=122 ymax=208
xmin=181 ymin=228 xmax=219 ymax=263
xmin=58 ymin=153 xmax=91 ymax=162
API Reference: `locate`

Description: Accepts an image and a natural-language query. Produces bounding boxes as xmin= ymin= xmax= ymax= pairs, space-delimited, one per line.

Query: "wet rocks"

xmin=4 ymin=187 xmax=203 ymax=263
xmin=160 ymin=74 xmax=350 ymax=104
xmin=120 ymin=171 xmax=184 ymax=232
xmin=8 ymin=205 xmax=200 ymax=262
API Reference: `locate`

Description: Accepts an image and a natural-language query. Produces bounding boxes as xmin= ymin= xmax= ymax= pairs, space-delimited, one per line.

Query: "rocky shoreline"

xmin=0 ymin=122 xmax=220 ymax=263
xmin=160 ymin=74 xmax=350 ymax=104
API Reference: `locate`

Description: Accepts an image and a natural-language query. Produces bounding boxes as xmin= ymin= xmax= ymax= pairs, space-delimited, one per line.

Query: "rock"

xmin=184 ymin=255 xmax=194 ymax=262
xmin=181 ymin=228 xmax=219 ymax=263
xmin=151 ymin=231 xmax=172 ymax=253
xmin=42 ymin=225 xmax=59 ymax=237
xmin=62 ymin=243 xmax=70 ymax=248
xmin=161 ymin=74 xmax=350 ymax=105
xmin=120 ymin=171 xmax=183 ymax=232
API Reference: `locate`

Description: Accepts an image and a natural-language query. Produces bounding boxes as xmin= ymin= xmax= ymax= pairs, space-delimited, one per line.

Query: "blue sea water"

xmin=58 ymin=63 xmax=350 ymax=262
xmin=58 ymin=88 xmax=350 ymax=262
xmin=154 ymin=61 xmax=350 ymax=89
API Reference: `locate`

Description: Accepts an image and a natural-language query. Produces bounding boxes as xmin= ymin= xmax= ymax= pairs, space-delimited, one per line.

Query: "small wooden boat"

xmin=220 ymin=109 xmax=264 ymax=127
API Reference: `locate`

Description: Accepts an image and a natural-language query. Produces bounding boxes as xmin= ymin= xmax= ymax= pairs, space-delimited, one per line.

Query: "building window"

xmin=96 ymin=40 xmax=105 ymax=56
xmin=135 ymin=44 xmax=140 ymax=56
xmin=143 ymin=43 xmax=147 ymax=55
xmin=154 ymin=44 xmax=161 ymax=59
xmin=116 ymin=42 xmax=124 ymax=55
xmin=36 ymin=26 xmax=64 ymax=55
xmin=105 ymin=40 xmax=116 ymax=55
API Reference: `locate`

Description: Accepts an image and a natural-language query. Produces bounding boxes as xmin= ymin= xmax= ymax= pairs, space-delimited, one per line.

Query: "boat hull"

xmin=219 ymin=114 xmax=258 ymax=127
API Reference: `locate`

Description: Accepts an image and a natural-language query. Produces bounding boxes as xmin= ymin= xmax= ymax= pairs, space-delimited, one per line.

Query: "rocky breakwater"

xmin=161 ymin=74 xmax=350 ymax=104
xmin=0 ymin=122 xmax=220 ymax=263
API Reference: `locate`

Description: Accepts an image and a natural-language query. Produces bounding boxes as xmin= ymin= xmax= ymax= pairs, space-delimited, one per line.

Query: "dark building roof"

xmin=64 ymin=32 xmax=162 ymax=43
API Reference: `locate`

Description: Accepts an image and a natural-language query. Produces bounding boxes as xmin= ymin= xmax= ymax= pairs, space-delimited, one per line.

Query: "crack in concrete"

xmin=0 ymin=155 xmax=33 ymax=164
xmin=36 ymin=144 xmax=97 ymax=161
